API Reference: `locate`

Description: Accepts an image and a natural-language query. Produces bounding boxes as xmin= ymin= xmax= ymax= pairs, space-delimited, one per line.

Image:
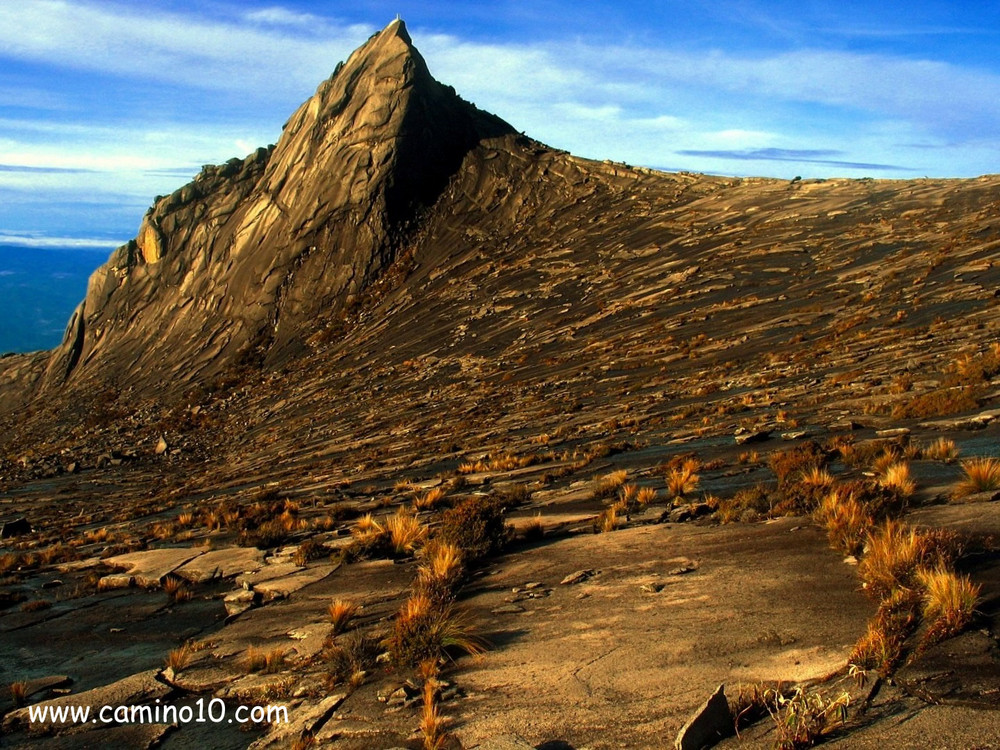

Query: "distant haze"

xmin=0 ymin=245 xmax=108 ymax=354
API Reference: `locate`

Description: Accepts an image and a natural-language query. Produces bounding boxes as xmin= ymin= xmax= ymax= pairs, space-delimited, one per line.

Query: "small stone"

xmin=492 ymin=604 xmax=525 ymax=614
xmin=561 ymin=569 xmax=595 ymax=585
xmin=524 ymin=581 xmax=544 ymax=590
xmin=844 ymin=555 xmax=858 ymax=565
xmin=155 ymin=436 xmax=168 ymax=455
xmin=640 ymin=583 xmax=664 ymax=594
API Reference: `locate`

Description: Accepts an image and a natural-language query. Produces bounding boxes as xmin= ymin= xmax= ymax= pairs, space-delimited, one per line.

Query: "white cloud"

xmin=0 ymin=232 xmax=121 ymax=249
xmin=244 ymin=7 xmax=325 ymax=29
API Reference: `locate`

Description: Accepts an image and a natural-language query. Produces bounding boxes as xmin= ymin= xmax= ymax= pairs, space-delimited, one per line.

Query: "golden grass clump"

xmin=817 ymin=490 xmax=872 ymax=557
xmin=163 ymin=576 xmax=193 ymax=603
xmin=878 ymin=462 xmax=916 ymax=499
xmin=9 ymin=680 xmax=28 ymax=708
xmin=414 ymin=487 xmax=447 ymax=511
xmin=953 ymin=456 xmax=1000 ymax=497
xmin=328 ymin=599 xmax=360 ymax=635
xmin=800 ymin=466 xmax=834 ymax=492
xmin=595 ymin=505 xmax=621 ymax=533
xmin=858 ymin=520 xmax=932 ymax=600
xmin=244 ymin=645 xmax=286 ymax=673
xmin=385 ymin=507 xmax=428 ymax=555
xmin=417 ymin=541 xmax=465 ymax=602
xmin=420 ymin=661 xmax=449 ymax=750
xmin=917 ymin=566 xmax=980 ymax=642
xmin=636 ymin=486 xmax=658 ymax=506
xmin=666 ymin=460 xmax=700 ymax=499
xmin=387 ymin=593 xmax=488 ymax=667
xmin=165 ymin=644 xmax=192 ymax=672
xmin=923 ymin=437 xmax=959 ymax=462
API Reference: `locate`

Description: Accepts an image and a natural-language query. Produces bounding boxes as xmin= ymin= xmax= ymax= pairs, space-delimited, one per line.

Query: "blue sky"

xmin=2 ymin=0 xmax=1000 ymax=249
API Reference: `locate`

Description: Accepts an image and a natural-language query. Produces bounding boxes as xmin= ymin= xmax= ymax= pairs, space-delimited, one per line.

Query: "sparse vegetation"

xmin=665 ymin=459 xmax=700 ymax=500
xmin=165 ymin=644 xmax=192 ymax=672
xmin=923 ymin=437 xmax=959 ymax=462
xmin=417 ymin=541 xmax=465 ymax=603
xmin=244 ymin=645 xmax=286 ymax=674
xmin=877 ymin=462 xmax=916 ymax=500
xmin=9 ymin=680 xmax=28 ymax=708
xmin=438 ymin=496 xmax=512 ymax=562
xmin=769 ymin=687 xmax=850 ymax=749
xmin=328 ymin=599 xmax=360 ymax=635
xmin=420 ymin=661 xmax=450 ymax=750
xmin=917 ymin=566 xmax=980 ymax=643
xmin=953 ymin=456 xmax=1000 ymax=497
xmin=386 ymin=594 xmax=488 ymax=667
xmin=858 ymin=520 xmax=934 ymax=599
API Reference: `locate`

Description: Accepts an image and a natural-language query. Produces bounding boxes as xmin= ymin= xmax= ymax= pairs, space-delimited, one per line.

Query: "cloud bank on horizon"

xmin=1 ymin=0 xmax=999 ymax=247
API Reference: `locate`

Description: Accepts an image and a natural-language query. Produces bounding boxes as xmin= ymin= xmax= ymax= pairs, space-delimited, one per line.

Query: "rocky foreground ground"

xmin=1 ymin=19 xmax=999 ymax=750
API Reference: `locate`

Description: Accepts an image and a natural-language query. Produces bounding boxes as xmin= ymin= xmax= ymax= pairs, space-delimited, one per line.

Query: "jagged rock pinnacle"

xmin=29 ymin=19 xmax=516 ymax=397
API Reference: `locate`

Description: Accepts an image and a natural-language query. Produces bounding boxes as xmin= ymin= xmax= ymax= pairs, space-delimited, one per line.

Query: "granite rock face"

xmin=27 ymin=20 xmax=514 ymax=401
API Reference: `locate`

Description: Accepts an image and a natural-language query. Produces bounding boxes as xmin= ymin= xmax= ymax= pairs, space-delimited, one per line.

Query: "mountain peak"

xmin=30 ymin=18 xmax=517 ymax=394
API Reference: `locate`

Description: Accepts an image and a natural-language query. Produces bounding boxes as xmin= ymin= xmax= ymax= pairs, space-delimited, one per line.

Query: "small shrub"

xmin=665 ymin=459 xmax=700 ymax=499
xmin=849 ymin=588 xmax=920 ymax=675
xmin=953 ymin=456 xmax=1000 ymax=497
xmin=324 ymin=631 xmax=381 ymax=688
xmin=387 ymin=594 xmax=488 ymax=667
xmin=917 ymin=566 xmax=980 ymax=643
xmin=438 ymin=496 xmax=512 ymax=562
xmin=636 ymin=487 xmax=658 ymax=506
xmin=293 ymin=539 xmax=328 ymax=567
xmin=420 ymin=668 xmax=450 ymax=750
xmin=417 ymin=541 xmax=465 ymax=603
xmin=592 ymin=470 xmax=629 ymax=499
xmin=769 ymin=687 xmax=850 ymax=749
xmin=328 ymin=599 xmax=360 ymax=635
xmin=20 ymin=599 xmax=52 ymax=613
xmin=163 ymin=576 xmax=193 ymax=603
xmin=594 ymin=505 xmax=621 ymax=533
xmin=817 ymin=490 xmax=872 ymax=557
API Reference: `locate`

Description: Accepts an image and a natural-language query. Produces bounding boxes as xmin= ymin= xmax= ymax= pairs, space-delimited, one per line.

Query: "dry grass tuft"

xmin=163 ymin=576 xmax=193 ymax=603
xmin=9 ymin=680 xmax=28 ymax=708
xmin=417 ymin=541 xmax=465 ymax=603
xmin=636 ymin=486 xmax=658 ymax=506
xmin=817 ymin=490 xmax=872 ymax=557
xmin=328 ymin=599 xmax=360 ymax=635
xmin=878 ymin=462 xmax=916 ymax=499
xmin=165 ymin=644 xmax=192 ymax=672
xmin=665 ymin=459 xmax=700 ymax=499
xmin=244 ymin=645 xmax=286 ymax=674
xmin=858 ymin=520 xmax=933 ymax=600
xmin=923 ymin=437 xmax=959 ymax=462
xmin=953 ymin=456 xmax=1000 ymax=498
xmin=387 ymin=594 xmax=488 ymax=667
xmin=917 ymin=566 xmax=980 ymax=642
xmin=420 ymin=662 xmax=450 ymax=750
xmin=414 ymin=487 xmax=447 ymax=511
xmin=595 ymin=505 xmax=621 ymax=533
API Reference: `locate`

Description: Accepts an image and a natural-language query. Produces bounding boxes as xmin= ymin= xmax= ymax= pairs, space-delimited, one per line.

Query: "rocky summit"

xmin=0 ymin=19 xmax=999 ymax=750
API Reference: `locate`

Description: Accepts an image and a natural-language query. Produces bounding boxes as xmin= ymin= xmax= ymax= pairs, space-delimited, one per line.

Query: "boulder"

xmin=675 ymin=684 xmax=733 ymax=750
xmin=0 ymin=517 xmax=32 ymax=538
